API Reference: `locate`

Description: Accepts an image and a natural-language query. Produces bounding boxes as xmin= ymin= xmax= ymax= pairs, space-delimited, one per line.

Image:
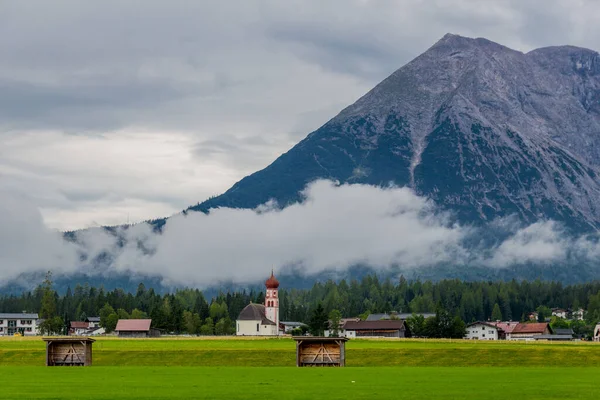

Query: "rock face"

xmin=189 ymin=34 xmax=600 ymax=231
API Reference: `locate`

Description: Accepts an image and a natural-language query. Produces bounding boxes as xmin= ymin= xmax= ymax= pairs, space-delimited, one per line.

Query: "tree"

xmin=99 ymin=303 xmax=116 ymax=328
xmin=406 ymin=313 xmax=426 ymax=337
xmin=105 ymin=313 xmax=119 ymax=333
xmin=131 ymin=308 xmax=148 ymax=319
xmin=200 ymin=317 xmax=214 ymax=335
xmin=117 ymin=308 xmax=130 ymax=320
xmin=183 ymin=311 xmax=202 ymax=335
xmin=308 ymin=303 xmax=328 ymax=336
xmin=38 ymin=271 xmax=64 ymax=335
xmin=536 ymin=306 xmax=551 ymax=322
xmin=491 ymin=303 xmax=503 ymax=321
xmin=328 ymin=309 xmax=342 ymax=337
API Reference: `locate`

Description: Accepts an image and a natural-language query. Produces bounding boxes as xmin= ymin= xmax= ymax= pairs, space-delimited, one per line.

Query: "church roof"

xmin=265 ymin=271 xmax=280 ymax=289
xmin=237 ymin=303 xmax=276 ymax=325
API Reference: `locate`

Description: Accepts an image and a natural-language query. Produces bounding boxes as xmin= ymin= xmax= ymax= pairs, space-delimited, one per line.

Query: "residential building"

xmin=340 ymin=320 xmax=407 ymax=338
xmin=572 ymin=309 xmax=585 ymax=321
xmin=594 ymin=324 xmax=600 ymax=342
xmin=551 ymin=308 xmax=568 ymax=319
xmin=69 ymin=321 xmax=90 ymax=336
xmin=509 ymin=323 xmax=551 ymax=341
xmin=114 ymin=319 xmax=158 ymax=338
xmin=491 ymin=321 xmax=519 ymax=340
xmin=464 ymin=322 xmax=503 ymax=340
xmin=0 ymin=313 xmax=39 ymax=336
xmin=236 ymin=271 xmax=280 ymax=336
xmin=280 ymin=321 xmax=306 ymax=334
xmin=86 ymin=317 xmax=101 ymax=329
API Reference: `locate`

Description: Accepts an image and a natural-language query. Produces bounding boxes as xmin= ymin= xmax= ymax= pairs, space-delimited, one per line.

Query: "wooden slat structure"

xmin=293 ymin=336 xmax=349 ymax=367
xmin=42 ymin=337 xmax=95 ymax=367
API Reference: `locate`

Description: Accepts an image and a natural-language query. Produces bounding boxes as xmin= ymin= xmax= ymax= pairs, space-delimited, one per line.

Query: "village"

xmin=2 ymin=272 xmax=600 ymax=343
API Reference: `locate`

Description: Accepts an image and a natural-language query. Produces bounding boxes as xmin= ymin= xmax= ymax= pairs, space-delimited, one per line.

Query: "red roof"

xmin=265 ymin=271 xmax=280 ymax=289
xmin=512 ymin=323 xmax=549 ymax=334
xmin=70 ymin=321 xmax=89 ymax=329
xmin=492 ymin=321 xmax=519 ymax=333
xmin=115 ymin=319 xmax=152 ymax=332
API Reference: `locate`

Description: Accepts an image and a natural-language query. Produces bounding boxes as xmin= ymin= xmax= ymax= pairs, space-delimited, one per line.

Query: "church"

xmin=236 ymin=271 xmax=280 ymax=336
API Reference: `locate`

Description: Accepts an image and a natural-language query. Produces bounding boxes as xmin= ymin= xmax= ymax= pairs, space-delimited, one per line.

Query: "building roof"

xmin=534 ymin=334 xmax=573 ymax=341
xmin=467 ymin=321 xmax=501 ymax=330
xmin=491 ymin=321 xmax=519 ymax=333
xmin=70 ymin=321 xmax=89 ymax=329
xmin=42 ymin=337 xmax=95 ymax=343
xmin=237 ymin=303 xmax=275 ymax=325
xmin=343 ymin=320 xmax=405 ymax=331
xmin=0 ymin=313 xmax=39 ymax=319
xmin=553 ymin=328 xmax=574 ymax=336
xmin=115 ymin=319 xmax=152 ymax=332
xmin=280 ymin=321 xmax=306 ymax=327
xmin=86 ymin=317 xmax=100 ymax=323
xmin=292 ymin=336 xmax=349 ymax=342
xmin=365 ymin=312 xmax=435 ymax=321
xmin=512 ymin=323 xmax=550 ymax=334
xmin=265 ymin=271 xmax=280 ymax=289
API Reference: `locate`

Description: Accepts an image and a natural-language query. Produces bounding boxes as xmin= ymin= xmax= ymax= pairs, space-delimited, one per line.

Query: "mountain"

xmin=188 ymin=34 xmax=600 ymax=231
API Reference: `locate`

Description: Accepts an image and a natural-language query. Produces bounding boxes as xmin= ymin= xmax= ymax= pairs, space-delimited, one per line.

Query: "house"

xmin=551 ymin=308 xmax=568 ymax=319
xmin=341 ymin=320 xmax=407 ymax=338
xmin=572 ymin=309 xmax=585 ymax=321
xmin=464 ymin=321 xmax=503 ymax=340
xmin=280 ymin=321 xmax=306 ymax=334
xmin=593 ymin=324 xmax=600 ymax=342
xmin=527 ymin=312 xmax=538 ymax=321
xmin=114 ymin=319 xmax=158 ymax=338
xmin=86 ymin=317 xmax=101 ymax=329
xmin=0 ymin=313 xmax=39 ymax=336
xmin=491 ymin=321 xmax=519 ymax=340
xmin=69 ymin=321 xmax=90 ymax=336
xmin=509 ymin=323 xmax=551 ymax=341
xmin=236 ymin=271 xmax=280 ymax=336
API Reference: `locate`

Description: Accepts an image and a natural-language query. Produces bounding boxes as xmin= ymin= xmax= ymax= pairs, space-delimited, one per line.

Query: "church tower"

xmin=264 ymin=270 xmax=280 ymax=333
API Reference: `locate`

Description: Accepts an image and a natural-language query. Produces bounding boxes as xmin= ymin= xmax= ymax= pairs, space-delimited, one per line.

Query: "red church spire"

xmin=265 ymin=270 xmax=280 ymax=289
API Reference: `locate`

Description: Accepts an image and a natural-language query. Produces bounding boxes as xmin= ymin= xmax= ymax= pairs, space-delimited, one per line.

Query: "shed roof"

xmin=534 ymin=334 xmax=573 ymax=341
xmin=70 ymin=321 xmax=89 ymax=329
xmin=512 ymin=323 xmax=549 ymax=334
xmin=0 ymin=313 xmax=39 ymax=319
xmin=115 ymin=319 xmax=152 ymax=332
xmin=86 ymin=317 xmax=100 ymax=322
xmin=343 ymin=320 xmax=405 ymax=330
xmin=42 ymin=337 xmax=95 ymax=343
xmin=292 ymin=336 xmax=349 ymax=342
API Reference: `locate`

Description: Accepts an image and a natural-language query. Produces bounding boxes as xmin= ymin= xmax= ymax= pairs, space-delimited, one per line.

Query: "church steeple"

xmin=264 ymin=270 xmax=280 ymax=333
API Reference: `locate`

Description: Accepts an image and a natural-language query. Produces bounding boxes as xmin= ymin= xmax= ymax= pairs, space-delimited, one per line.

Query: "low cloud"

xmin=3 ymin=180 xmax=600 ymax=288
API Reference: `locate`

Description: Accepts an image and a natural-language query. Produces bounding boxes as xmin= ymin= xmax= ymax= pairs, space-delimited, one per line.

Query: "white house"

xmin=236 ymin=271 xmax=280 ymax=336
xmin=551 ymin=308 xmax=568 ymax=319
xmin=0 ymin=313 xmax=39 ymax=336
xmin=465 ymin=321 xmax=502 ymax=340
xmin=594 ymin=324 xmax=600 ymax=342
xmin=572 ymin=309 xmax=585 ymax=321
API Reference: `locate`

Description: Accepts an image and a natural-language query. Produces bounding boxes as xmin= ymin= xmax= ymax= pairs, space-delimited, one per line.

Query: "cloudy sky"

xmin=2 ymin=0 xmax=600 ymax=231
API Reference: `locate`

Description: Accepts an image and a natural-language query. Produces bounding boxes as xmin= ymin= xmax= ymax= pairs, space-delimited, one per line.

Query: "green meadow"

xmin=2 ymin=337 xmax=600 ymax=399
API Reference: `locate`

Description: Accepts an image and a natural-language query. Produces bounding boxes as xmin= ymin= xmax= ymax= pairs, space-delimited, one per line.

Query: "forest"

xmin=3 ymin=273 xmax=600 ymax=336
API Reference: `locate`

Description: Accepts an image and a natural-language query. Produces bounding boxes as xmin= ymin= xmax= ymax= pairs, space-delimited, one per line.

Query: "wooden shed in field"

xmin=43 ymin=337 xmax=95 ymax=366
xmin=292 ymin=336 xmax=348 ymax=367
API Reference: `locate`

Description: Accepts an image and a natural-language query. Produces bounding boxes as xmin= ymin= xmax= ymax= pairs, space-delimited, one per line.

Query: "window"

xmin=256 ymin=323 xmax=259 ymax=332
xmin=0 ymin=327 xmax=3 ymax=332
xmin=482 ymin=334 xmax=486 ymax=337
xmin=21 ymin=320 xmax=26 ymax=325
xmin=0 ymin=320 xmax=3 ymax=324
xmin=26 ymin=328 xmax=32 ymax=332
xmin=27 ymin=320 xmax=32 ymax=325
xmin=489 ymin=330 xmax=494 ymax=334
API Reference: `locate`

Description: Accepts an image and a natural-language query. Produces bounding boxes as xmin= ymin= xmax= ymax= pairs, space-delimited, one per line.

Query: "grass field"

xmin=2 ymin=337 xmax=600 ymax=399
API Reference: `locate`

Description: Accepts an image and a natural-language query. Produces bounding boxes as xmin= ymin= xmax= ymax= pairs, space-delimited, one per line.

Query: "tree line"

xmin=3 ymin=273 xmax=600 ymax=336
